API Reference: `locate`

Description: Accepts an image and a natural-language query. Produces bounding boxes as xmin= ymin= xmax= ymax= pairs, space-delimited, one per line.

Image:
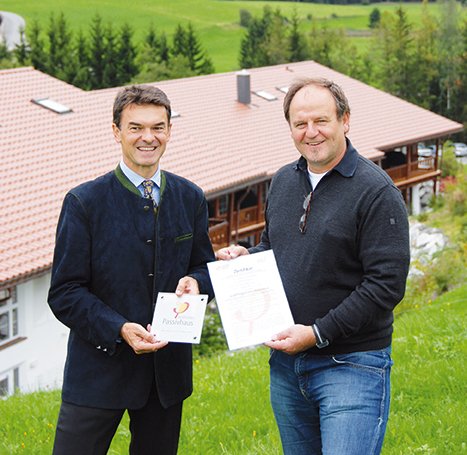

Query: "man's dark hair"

xmin=113 ymin=85 xmax=171 ymax=128
xmin=283 ymin=77 xmax=350 ymax=123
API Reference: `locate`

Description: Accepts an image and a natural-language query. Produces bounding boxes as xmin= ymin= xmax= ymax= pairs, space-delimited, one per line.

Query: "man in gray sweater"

xmin=216 ymin=78 xmax=410 ymax=455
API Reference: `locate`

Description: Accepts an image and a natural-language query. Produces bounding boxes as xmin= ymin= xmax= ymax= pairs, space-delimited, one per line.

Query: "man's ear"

xmin=343 ymin=113 xmax=350 ymax=134
xmin=112 ymin=123 xmax=121 ymax=143
xmin=167 ymin=123 xmax=172 ymax=141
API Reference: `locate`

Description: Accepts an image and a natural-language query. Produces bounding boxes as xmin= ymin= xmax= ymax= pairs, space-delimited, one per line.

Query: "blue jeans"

xmin=269 ymin=347 xmax=393 ymax=455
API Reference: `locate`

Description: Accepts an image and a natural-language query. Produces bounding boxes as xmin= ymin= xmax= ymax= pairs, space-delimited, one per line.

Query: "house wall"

xmin=0 ymin=273 xmax=68 ymax=395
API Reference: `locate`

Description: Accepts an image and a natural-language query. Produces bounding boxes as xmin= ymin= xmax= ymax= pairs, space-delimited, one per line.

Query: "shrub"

xmin=440 ymin=141 xmax=462 ymax=177
xmin=193 ymin=300 xmax=227 ymax=357
xmin=239 ymin=9 xmax=252 ymax=28
xmin=369 ymin=8 xmax=381 ymax=28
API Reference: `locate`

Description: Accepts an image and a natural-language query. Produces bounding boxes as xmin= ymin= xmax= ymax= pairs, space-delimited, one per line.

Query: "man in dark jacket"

xmin=48 ymin=85 xmax=214 ymax=455
xmin=216 ymin=78 xmax=410 ymax=454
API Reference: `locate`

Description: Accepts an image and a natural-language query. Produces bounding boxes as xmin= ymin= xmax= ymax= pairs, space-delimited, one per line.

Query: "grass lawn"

xmin=2 ymin=0 xmax=449 ymax=72
xmin=0 ymin=284 xmax=465 ymax=454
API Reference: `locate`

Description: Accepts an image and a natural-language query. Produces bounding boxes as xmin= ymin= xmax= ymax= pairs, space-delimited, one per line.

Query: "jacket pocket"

xmin=174 ymin=232 xmax=193 ymax=243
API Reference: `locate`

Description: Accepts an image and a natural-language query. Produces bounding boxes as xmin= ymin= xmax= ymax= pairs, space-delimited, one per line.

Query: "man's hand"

xmin=215 ymin=245 xmax=249 ymax=260
xmin=120 ymin=322 xmax=168 ymax=355
xmin=264 ymin=324 xmax=316 ymax=355
xmin=175 ymin=276 xmax=199 ymax=296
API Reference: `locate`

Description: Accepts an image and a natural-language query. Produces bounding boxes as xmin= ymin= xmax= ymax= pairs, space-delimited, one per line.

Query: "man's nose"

xmin=141 ymin=129 xmax=155 ymax=142
xmin=305 ymin=122 xmax=318 ymax=137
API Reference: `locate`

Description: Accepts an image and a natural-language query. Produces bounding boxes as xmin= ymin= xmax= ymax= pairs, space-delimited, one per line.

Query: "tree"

xmin=0 ymin=38 xmax=13 ymax=69
xmin=132 ymin=55 xmax=196 ymax=84
xmin=371 ymin=8 xmax=416 ymax=100
xmin=47 ymin=12 xmax=72 ymax=79
xmin=159 ymin=32 xmax=170 ymax=63
xmin=308 ymin=23 xmax=333 ymax=67
xmin=172 ymin=24 xmax=187 ymax=58
xmin=67 ymin=30 xmax=91 ymax=89
xmin=239 ymin=9 xmax=253 ymax=28
xmin=27 ymin=20 xmax=47 ymax=72
xmin=13 ymin=27 xmax=30 ymax=65
xmin=0 ymin=40 xmax=10 ymax=60
xmin=369 ymin=8 xmax=381 ymax=29
xmin=390 ymin=7 xmax=414 ymax=100
xmin=458 ymin=21 xmax=467 ymax=138
xmin=437 ymin=0 xmax=463 ymax=120
xmin=239 ymin=6 xmax=276 ymax=68
xmin=410 ymin=1 xmax=440 ymax=110
xmin=167 ymin=23 xmax=214 ymax=75
xmin=88 ymin=14 xmax=106 ymax=88
xmin=102 ymin=24 xmax=119 ymax=87
xmin=261 ymin=8 xmax=290 ymax=65
xmin=185 ymin=22 xmax=205 ymax=72
xmin=289 ymin=10 xmax=309 ymax=62
xmin=197 ymin=55 xmax=215 ymax=75
xmin=117 ymin=23 xmax=138 ymax=84
xmin=145 ymin=23 xmax=159 ymax=50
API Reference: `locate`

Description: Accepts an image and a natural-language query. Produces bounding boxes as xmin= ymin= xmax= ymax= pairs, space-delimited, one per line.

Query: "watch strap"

xmin=312 ymin=323 xmax=330 ymax=349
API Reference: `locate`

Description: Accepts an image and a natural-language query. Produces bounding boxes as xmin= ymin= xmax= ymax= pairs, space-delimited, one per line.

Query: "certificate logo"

xmin=173 ymin=301 xmax=190 ymax=318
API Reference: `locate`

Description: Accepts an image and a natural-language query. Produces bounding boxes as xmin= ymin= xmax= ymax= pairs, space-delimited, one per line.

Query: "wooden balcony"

xmin=208 ymin=219 xmax=229 ymax=250
xmin=209 ymin=206 xmax=265 ymax=249
xmin=385 ymin=157 xmax=441 ymax=188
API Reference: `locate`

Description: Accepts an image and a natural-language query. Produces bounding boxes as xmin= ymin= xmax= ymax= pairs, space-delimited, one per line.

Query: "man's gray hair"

xmin=283 ymin=77 xmax=350 ymax=122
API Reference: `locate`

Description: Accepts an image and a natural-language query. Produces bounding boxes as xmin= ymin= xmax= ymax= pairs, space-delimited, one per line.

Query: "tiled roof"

xmin=0 ymin=62 xmax=462 ymax=287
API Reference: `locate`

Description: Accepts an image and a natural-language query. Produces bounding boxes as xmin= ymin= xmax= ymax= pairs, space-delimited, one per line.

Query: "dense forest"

xmin=238 ymin=2 xmax=465 ymax=135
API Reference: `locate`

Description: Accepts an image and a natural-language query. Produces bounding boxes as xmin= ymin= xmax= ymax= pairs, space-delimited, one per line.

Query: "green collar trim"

xmin=114 ymin=165 xmax=140 ymax=196
xmin=160 ymin=171 xmax=166 ymax=200
xmin=114 ymin=165 xmax=167 ymax=199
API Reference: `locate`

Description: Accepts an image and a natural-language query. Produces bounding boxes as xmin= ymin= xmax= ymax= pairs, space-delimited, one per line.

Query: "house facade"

xmin=0 ymin=61 xmax=462 ymax=396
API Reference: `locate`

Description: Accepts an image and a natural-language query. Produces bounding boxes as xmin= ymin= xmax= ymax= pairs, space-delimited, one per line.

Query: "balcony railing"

xmin=232 ymin=206 xmax=259 ymax=229
xmin=385 ymin=157 xmax=436 ymax=183
xmin=208 ymin=206 xmax=264 ymax=248
xmin=209 ymin=219 xmax=229 ymax=248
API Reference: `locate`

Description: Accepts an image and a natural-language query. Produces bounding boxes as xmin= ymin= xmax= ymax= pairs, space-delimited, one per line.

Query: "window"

xmin=253 ymin=90 xmax=277 ymax=101
xmin=262 ymin=181 xmax=270 ymax=205
xmin=31 ymin=98 xmax=72 ymax=114
xmin=0 ymin=367 xmax=20 ymax=398
xmin=218 ymin=195 xmax=229 ymax=216
xmin=0 ymin=288 xmax=18 ymax=346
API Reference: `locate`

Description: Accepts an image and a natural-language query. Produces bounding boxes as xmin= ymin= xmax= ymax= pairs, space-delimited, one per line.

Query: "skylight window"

xmin=253 ymin=90 xmax=277 ymax=101
xmin=31 ymin=98 xmax=72 ymax=114
xmin=277 ymin=86 xmax=289 ymax=94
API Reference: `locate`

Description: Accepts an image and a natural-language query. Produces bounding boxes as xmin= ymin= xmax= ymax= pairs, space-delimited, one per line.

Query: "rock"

xmin=409 ymin=221 xmax=448 ymax=277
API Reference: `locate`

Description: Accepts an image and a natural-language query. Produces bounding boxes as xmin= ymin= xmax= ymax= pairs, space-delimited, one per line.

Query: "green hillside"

xmin=0 ymin=284 xmax=465 ymax=454
xmin=2 ymin=0 xmax=445 ymax=72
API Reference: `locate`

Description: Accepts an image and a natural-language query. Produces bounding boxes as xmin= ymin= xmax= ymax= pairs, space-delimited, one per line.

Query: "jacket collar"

xmin=294 ymin=138 xmax=358 ymax=178
xmin=114 ymin=165 xmax=167 ymax=198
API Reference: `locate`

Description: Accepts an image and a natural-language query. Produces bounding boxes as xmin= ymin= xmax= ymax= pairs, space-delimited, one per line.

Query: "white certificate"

xmin=151 ymin=292 xmax=208 ymax=344
xmin=207 ymin=250 xmax=294 ymax=350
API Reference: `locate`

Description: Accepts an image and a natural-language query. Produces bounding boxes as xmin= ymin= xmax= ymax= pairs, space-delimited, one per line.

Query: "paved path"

xmin=0 ymin=11 xmax=26 ymax=50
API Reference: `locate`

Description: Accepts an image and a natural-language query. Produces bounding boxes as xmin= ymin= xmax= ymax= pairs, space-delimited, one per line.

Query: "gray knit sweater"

xmin=250 ymin=140 xmax=410 ymax=354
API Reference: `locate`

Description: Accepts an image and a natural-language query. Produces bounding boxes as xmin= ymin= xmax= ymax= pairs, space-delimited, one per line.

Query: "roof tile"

xmin=0 ymin=62 xmax=462 ymax=286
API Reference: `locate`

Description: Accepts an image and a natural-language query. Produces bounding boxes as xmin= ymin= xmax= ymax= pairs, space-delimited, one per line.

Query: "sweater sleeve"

xmin=316 ymin=184 xmax=410 ymax=343
xmin=248 ymin=198 xmax=272 ymax=254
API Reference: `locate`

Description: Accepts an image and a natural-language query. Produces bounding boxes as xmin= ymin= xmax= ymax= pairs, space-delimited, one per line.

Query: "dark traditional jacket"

xmin=48 ymin=166 xmax=215 ymax=409
xmin=250 ymin=140 xmax=410 ymax=355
